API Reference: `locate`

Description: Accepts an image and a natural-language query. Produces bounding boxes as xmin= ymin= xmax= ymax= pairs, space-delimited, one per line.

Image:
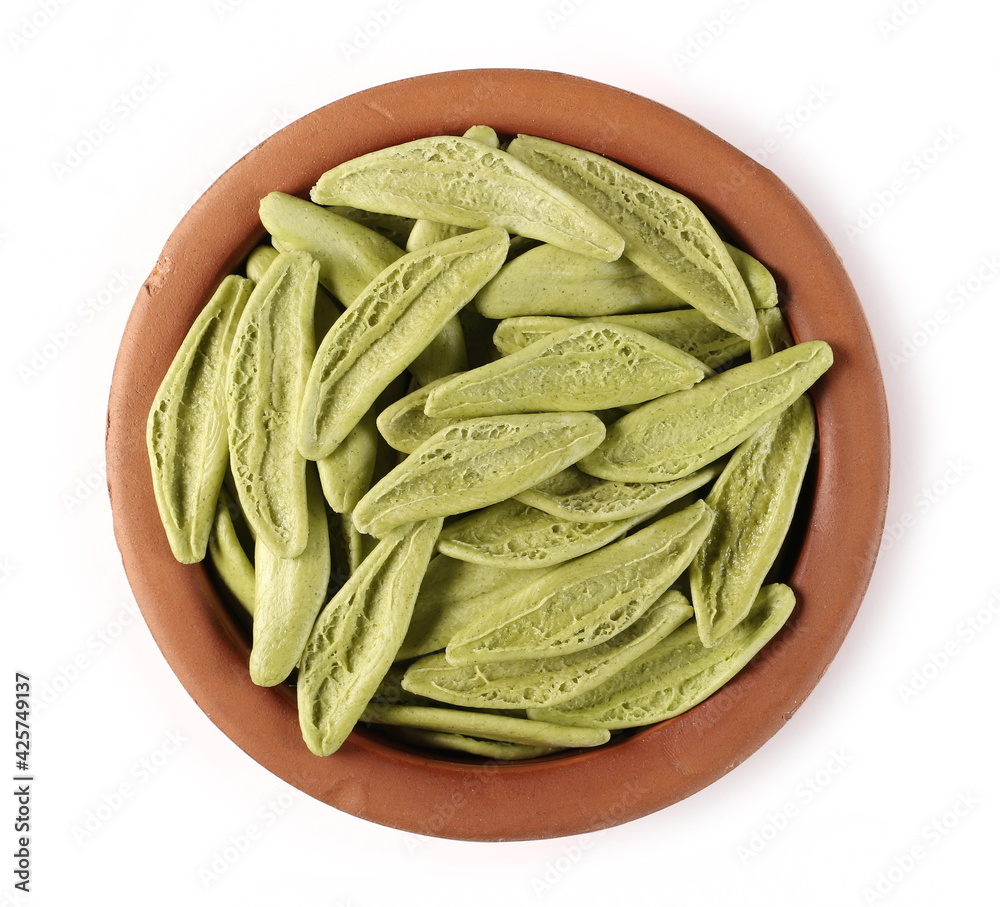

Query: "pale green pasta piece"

xmin=325 ymin=206 xmax=415 ymax=249
xmin=370 ymin=663 xmax=439 ymax=707
xmin=750 ymin=306 xmax=794 ymax=361
xmin=250 ymin=469 xmax=331 ymax=687
xmin=514 ymin=463 xmax=721 ymax=523
xmin=147 ymin=275 xmax=253 ymax=563
xmin=322 ymin=389 xmax=408 ymax=579
xmin=221 ymin=468 xmax=256 ymax=547
xmin=327 ymin=509 xmax=367 ymax=579
xmin=381 ymin=726 xmax=562 ymax=760
xmin=493 ymin=311 xmax=749 ymax=371
xmin=579 ymin=340 xmax=832 ymax=483
xmin=316 ymin=407 xmax=379 ymax=513
xmin=446 ymin=500 xmax=714 ymax=665
xmin=226 ymin=251 xmax=318 ymax=558
xmin=352 ymin=412 xmax=606 ymax=538
xmin=406 ymin=220 xmax=471 ymax=252
xmin=507 ymin=134 xmax=757 ymax=339
xmin=310 ymin=135 xmax=625 ymax=261
xmin=360 ymin=703 xmax=610 ymax=749
xmin=259 ymin=191 xmax=403 ymax=305
xmin=528 ymin=584 xmax=795 ymax=729
xmin=402 ymin=590 xmax=693 ymax=709
xmin=297 ymin=518 xmax=443 ymax=756
xmin=405 ymin=127 xmax=500 ymax=253
xmin=245 ymin=245 xmax=279 ymax=283
xmin=400 ymin=147 xmax=475 ymax=388
xmin=298 ymin=228 xmax=510 ymax=460
xmin=408 ymin=313 xmax=468 ymax=385
xmin=375 ymin=374 xmax=464 ymax=453
xmin=726 ymin=243 xmax=778 ymax=310
xmin=461 ymin=124 xmax=500 ymax=147
xmin=247 ymin=242 xmax=341 ymax=342
xmin=207 ymin=485 xmax=256 ymax=616
xmin=318 ymin=373 xmax=408 ymax=534
xmin=424 ymin=323 xmax=711 ymax=418
xmin=474 ymin=242 xmax=687 ymax=318
xmin=689 ymin=396 xmax=814 ymax=646
xmin=396 ymin=555 xmax=556 ymax=662
xmin=436 ymin=497 xmax=650 ymax=569
xmin=397 ymin=132 xmax=499 ymax=388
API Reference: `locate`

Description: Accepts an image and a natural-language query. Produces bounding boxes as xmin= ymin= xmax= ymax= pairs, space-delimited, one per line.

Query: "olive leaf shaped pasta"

xmin=147 ymin=274 xmax=254 ymax=564
xmin=227 ymin=250 xmax=319 ymax=558
xmin=310 ymin=135 xmax=625 ymax=261
xmin=507 ymin=134 xmax=758 ymax=339
xmin=298 ymin=227 xmax=510 ymax=460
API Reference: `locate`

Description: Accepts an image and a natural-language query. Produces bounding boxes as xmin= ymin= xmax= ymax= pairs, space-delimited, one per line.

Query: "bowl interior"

xmin=106 ymin=69 xmax=889 ymax=841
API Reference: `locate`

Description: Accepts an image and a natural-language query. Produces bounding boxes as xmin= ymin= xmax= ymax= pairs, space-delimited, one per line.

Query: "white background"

xmin=3 ymin=0 xmax=998 ymax=905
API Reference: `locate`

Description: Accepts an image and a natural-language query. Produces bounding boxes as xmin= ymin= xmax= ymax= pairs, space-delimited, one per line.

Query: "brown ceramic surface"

xmin=106 ymin=69 xmax=890 ymax=841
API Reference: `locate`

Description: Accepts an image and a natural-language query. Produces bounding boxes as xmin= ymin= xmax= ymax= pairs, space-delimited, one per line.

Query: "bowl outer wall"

xmin=105 ymin=68 xmax=890 ymax=842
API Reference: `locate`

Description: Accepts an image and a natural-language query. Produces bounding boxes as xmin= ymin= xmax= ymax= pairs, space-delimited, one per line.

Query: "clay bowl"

xmin=106 ymin=69 xmax=889 ymax=841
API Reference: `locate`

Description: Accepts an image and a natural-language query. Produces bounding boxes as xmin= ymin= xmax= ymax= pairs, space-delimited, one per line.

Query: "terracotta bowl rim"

xmin=105 ymin=68 xmax=890 ymax=842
